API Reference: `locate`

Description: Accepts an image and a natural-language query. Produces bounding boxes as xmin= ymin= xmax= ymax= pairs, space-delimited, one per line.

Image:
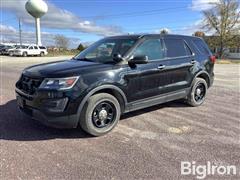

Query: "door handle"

xmin=191 ymin=60 xmax=197 ymax=64
xmin=157 ymin=65 xmax=166 ymax=70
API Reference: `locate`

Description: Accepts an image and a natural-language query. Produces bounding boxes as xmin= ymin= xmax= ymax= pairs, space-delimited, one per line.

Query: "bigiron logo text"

xmin=181 ymin=161 xmax=237 ymax=179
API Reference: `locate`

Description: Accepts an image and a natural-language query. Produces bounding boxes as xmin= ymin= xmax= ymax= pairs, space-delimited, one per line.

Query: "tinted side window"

xmin=39 ymin=46 xmax=46 ymax=49
xmin=29 ymin=46 xmax=33 ymax=49
xmin=184 ymin=43 xmax=192 ymax=56
xmin=34 ymin=46 xmax=38 ymax=49
xmin=193 ymin=39 xmax=210 ymax=55
xmin=133 ymin=39 xmax=164 ymax=60
xmin=164 ymin=38 xmax=188 ymax=58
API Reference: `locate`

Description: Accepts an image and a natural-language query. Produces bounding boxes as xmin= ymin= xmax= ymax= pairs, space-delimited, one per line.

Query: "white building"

xmin=227 ymin=48 xmax=240 ymax=59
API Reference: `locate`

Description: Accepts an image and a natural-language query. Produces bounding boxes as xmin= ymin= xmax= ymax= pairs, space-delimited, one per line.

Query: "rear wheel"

xmin=80 ymin=93 xmax=121 ymax=136
xmin=186 ymin=78 xmax=208 ymax=107
xmin=9 ymin=51 xmax=13 ymax=56
xmin=22 ymin=52 xmax=27 ymax=57
xmin=40 ymin=52 xmax=44 ymax=56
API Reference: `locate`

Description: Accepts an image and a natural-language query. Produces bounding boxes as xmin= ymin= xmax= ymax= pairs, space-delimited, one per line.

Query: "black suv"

xmin=16 ymin=34 xmax=215 ymax=136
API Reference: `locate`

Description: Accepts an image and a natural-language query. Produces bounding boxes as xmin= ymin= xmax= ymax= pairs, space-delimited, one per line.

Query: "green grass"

xmin=216 ymin=59 xmax=240 ymax=64
xmin=46 ymin=50 xmax=80 ymax=57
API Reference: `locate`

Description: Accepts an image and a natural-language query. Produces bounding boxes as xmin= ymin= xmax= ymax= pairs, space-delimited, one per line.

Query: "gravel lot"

xmin=0 ymin=56 xmax=239 ymax=179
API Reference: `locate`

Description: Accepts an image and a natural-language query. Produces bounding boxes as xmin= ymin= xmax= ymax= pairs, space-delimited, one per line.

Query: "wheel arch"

xmin=77 ymin=85 xmax=127 ymax=119
xmin=192 ymin=71 xmax=211 ymax=88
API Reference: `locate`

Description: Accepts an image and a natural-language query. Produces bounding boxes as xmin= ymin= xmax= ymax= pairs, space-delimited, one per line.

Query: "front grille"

xmin=17 ymin=75 xmax=43 ymax=95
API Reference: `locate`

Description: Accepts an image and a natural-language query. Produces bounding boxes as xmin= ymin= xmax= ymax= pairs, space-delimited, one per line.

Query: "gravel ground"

xmin=0 ymin=56 xmax=239 ymax=180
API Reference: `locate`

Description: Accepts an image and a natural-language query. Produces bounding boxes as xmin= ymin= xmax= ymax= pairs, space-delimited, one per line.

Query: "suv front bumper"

xmin=16 ymin=88 xmax=80 ymax=128
xmin=19 ymin=105 xmax=78 ymax=128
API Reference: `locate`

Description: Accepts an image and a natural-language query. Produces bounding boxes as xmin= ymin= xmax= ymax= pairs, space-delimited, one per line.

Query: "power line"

xmin=80 ymin=6 xmax=188 ymax=19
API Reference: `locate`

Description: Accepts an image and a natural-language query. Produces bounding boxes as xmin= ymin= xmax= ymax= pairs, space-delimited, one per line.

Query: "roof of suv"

xmin=106 ymin=34 xmax=202 ymax=40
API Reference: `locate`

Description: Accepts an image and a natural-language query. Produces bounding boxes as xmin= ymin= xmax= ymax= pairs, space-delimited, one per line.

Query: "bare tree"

xmin=54 ymin=35 xmax=69 ymax=49
xmin=202 ymin=0 xmax=240 ymax=58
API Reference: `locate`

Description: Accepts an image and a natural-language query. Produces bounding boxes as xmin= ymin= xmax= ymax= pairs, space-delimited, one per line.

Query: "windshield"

xmin=74 ymin=38 xmax=137 ymax=64
xmin=16 ymin=45 xmax=28 ymax=49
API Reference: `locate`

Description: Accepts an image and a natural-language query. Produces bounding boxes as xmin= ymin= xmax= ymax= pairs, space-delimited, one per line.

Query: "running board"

xmin=125 ymin=88 xmax=189 ymax=113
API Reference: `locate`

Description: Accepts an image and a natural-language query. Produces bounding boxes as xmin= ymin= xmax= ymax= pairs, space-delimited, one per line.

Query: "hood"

xmin=23 ymin=59 xmax=113 ymax=78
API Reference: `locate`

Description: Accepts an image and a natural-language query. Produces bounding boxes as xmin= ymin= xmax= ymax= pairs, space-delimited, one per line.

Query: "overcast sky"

xmin=1 ymin=0 xmax=221 ymax=48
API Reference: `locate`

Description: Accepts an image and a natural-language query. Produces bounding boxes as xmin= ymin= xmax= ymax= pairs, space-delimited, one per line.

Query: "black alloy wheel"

xmin=194 ymin=82 xmax=206 ymax=102
xmin=92 ymin=101 xmax=116 ymax=128
xmin=187 ymin=77 xmax=208 ymax=107
xmin=80 ymin=93 xmax=121 ymax=136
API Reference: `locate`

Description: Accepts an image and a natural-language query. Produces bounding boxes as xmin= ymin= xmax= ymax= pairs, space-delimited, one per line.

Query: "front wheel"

xmin=22 ymin=52 xmax=27 ymax=57
xmin=79 ymin=93 xmax=121 ymax=136
xmin=186 ymin=78 xmax=208 ymax=107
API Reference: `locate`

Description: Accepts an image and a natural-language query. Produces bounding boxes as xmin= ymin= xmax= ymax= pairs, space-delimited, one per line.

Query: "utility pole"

xmin=19 ymin=18 xmax=22 ymax=46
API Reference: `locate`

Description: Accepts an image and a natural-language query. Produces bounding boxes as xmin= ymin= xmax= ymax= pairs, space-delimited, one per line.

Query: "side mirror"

xmin=129 ymin=55 xmax=148 ymax=65
xmin=113 ymin=53 xmax=123 ymax=62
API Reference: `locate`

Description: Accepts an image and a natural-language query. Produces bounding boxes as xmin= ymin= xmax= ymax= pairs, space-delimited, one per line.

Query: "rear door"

xmin=162 ymin=37 xmax=195 ymax=92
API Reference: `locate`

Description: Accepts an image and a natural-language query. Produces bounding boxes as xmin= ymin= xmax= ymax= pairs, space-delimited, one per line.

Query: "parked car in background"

xmin=13 ymin=45 xmax=48 ymax=57
xmin=7 ymin=45 xmax=18 ymax=56
xmin=16 ymin=34 xmax=215 ymax=136
xmin=0 ymin=45 xmax=14 ymax=55
xmin=0 ymin=45 xmax=6 ymax=54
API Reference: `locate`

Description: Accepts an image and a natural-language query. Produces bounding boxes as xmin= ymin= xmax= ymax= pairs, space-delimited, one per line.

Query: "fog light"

xmin=43 ymin=98 xmax=68 ymax=112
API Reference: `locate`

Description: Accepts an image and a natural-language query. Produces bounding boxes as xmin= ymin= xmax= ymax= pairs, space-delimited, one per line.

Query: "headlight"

xmin=39 ymin=76 xmax=79 ymax=90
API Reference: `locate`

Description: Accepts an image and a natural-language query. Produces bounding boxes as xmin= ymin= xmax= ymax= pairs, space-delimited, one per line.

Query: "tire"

xmin=80 ymin=93 xmax=121 ymax=136
xmin=186 ymin=78 xmax=208 ymax=107
xmin=40 ymin=52 xmax=44 ymax=56
xmin=9 ymin=51 xmax=13 ymax=56
xmin=22 ymin=52 xmax=27 ymax=57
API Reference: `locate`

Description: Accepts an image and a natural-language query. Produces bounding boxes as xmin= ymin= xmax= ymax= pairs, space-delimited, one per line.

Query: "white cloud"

xmin=172 ymin=18 xmax=216 ymax=36
xmin=191 ymin=0 xmax=220 ymax=11
xmin=0 ymin=24 xmax=17 ymax=34
xmin=178 ymin=20 xmax=203 ymax=35
xmin=1 ymin=0 xmax=122 ymax=36
xmin=0 ymin=24 xmax=81 ymax=48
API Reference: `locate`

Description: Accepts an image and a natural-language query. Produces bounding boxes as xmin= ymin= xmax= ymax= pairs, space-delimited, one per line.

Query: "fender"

xmin=76 ymin=84 xmax=127 ymax=119
xmin=191 ymin=70 xmax=211 ymax=87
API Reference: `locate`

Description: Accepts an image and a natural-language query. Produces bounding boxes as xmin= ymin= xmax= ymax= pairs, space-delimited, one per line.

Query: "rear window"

xmin=192 ymin=39 xmax=210 ymax=55
xmin=164 ymin=38 xmax=191 ymax=58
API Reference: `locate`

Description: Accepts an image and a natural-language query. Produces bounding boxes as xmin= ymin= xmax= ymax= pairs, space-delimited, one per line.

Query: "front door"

xmin=127 ymin=37 xmax=171 ymax=102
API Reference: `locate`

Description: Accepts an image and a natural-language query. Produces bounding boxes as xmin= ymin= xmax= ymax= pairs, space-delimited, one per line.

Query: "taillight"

xmin=210 ymin=55 xmax=216 ymax=63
